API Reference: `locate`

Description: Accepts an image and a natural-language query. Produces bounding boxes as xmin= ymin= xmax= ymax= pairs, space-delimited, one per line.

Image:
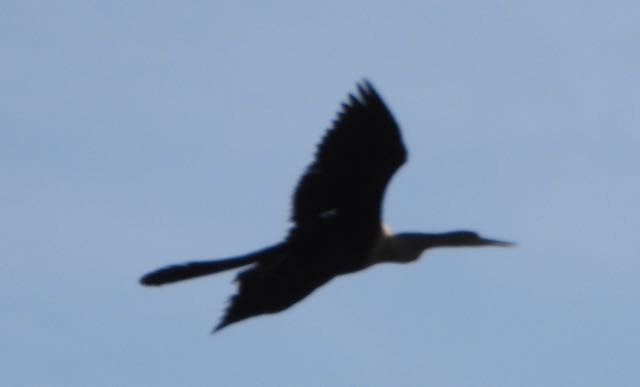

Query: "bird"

xmin=140 ymin=80 xmax=513 ymax=331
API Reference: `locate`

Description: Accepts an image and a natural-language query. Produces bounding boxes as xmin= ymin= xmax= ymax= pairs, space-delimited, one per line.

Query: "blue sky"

xmin=2 ymin=1 xmax=640 ymax=386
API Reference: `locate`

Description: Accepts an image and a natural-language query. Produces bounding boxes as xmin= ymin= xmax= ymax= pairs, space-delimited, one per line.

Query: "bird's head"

xmin=382 ymin=230 xmax=514 ymax=263
xmin=440 ymin=230 xmax=514 ymax=247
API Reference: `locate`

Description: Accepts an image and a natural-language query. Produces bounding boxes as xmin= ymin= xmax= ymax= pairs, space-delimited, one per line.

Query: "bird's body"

xmin=140 ymin=81 xmax=512 ymax=331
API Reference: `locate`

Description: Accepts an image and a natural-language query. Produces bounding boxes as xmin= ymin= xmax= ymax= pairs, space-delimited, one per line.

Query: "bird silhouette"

xmin=140 ymin=81 xmax=513 ymax=331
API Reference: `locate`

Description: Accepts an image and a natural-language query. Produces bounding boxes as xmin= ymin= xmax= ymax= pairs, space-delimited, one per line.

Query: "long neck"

xmin=370 ymin=231 xmax=474 ymax=264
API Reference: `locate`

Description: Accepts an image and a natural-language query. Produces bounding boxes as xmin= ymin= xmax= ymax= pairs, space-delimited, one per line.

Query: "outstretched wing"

xmin=291 ymin=80 xmax=407 ymax=227
xmin=215 ymin=81 xmax=407 ymax=330
xmin=214 ymin=253 xmax=332 ymax=331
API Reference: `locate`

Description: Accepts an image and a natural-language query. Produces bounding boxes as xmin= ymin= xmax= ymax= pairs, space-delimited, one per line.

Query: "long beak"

xmin=479 ymin=237 xmax=516 ymax=247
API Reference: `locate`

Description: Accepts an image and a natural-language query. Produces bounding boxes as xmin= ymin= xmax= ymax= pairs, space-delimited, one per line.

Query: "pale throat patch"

xmin=369 ymin=224 xmax=426 ymax=264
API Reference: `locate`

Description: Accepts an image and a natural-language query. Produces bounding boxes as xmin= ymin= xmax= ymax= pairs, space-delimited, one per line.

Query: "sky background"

xmin=2 ymin=1 xmax=640 ymax=386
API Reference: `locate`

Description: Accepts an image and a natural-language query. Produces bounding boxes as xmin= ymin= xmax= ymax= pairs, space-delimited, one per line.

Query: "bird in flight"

xmin=140 ymin=81 xmax=513 ymax=331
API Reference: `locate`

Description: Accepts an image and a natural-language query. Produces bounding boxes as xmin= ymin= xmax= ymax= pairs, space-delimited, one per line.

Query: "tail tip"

xmin=139 ymin=272 xmax=165 ymax=286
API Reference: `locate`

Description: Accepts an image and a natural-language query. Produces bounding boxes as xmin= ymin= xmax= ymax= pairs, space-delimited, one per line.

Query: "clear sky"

xmin=2 ymin=1 xmax=639 ymax=386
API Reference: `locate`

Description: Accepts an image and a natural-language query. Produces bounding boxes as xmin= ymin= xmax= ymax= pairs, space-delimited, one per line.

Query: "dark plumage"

xmin=140 ymin=81 xmax=512 ymax=331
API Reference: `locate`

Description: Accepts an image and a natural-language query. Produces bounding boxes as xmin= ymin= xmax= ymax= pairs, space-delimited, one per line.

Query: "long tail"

xmin=140 ymin=243 xmax=284 ymax=286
